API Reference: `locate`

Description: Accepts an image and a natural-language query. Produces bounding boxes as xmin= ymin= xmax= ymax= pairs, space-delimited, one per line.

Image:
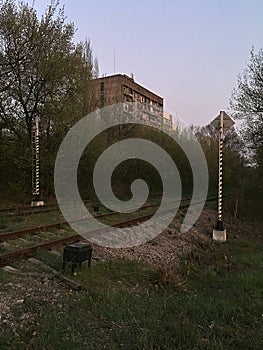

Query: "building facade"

xmin=93 ymin=74 xmax=173 ymax=130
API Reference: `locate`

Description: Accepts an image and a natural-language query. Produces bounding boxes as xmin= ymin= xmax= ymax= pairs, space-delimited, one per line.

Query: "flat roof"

xmin=94 ymin=74 xmax=163 ymax=100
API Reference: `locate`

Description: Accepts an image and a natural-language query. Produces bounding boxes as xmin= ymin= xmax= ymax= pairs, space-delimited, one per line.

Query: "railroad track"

xmin=0 ymin=199 xmax=88 ymax=218
xmin=0 ymin=196 xmax=217 ymax=266
xmin=0 ymin=193 xmax=164 ymax=218
xmin=0 ymin=195 xmax=214 ymax=242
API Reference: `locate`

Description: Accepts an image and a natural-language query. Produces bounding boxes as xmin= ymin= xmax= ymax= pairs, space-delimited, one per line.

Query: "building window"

xmin=100 ymin=82 xmax=105 ymax=107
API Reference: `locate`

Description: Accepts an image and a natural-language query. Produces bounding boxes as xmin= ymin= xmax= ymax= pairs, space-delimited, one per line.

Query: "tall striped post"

xmin=211 ymin=110 xmax=234 ymax=241
xmin=34 ymin=116 xmax=40 ymax=197
xmin=31 ymin=116 xmax=44 ymax=207
xmin=216 ymin=111 xmax=224 ymax=231
xmin=212 ymin=110 xmax=226 ymax=241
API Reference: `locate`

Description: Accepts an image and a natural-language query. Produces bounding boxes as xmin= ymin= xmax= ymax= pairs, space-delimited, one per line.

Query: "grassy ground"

xmin=1 ymin=232 xmax=262 ymax=349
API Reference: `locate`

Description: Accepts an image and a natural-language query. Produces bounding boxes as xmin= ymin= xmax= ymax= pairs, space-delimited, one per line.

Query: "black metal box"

xmin=62 ymin=242 xmax=92 ymax=273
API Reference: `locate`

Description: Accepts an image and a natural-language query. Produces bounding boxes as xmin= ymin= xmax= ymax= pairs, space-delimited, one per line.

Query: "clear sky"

xmin=34 ymin=0 xmax=263 ymax=126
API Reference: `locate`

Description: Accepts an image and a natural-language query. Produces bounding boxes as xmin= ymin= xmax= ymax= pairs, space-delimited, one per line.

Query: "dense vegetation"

xmin=0 ymin=0 xmax=98 ymax=195
xmin=0 ymin=0 xmax=262 ymax=221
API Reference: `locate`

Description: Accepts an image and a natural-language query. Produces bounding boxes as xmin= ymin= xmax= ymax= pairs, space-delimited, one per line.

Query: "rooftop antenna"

xmin=114 ymin=48 xmax=116 ymax=74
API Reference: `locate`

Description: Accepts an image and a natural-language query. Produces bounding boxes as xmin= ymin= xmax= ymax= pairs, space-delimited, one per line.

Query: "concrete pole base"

xmin=213 ymin=229 xmax=226 ymax=242
xmin=31 ymin=200 xmax=45 ymax=207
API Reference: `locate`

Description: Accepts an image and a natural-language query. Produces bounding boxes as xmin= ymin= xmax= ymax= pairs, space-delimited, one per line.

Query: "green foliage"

xmin=0 ymin=131 xmax=31 ymax=193
xmin=194 ymin=124 xmax=246 ymax=217
xmin=77 ymin=123 xmax=194 ymax=200
xmin=0 ymin=216 xmax=7 ymax=229
xmin=229 ymin=47 xmax=263 ymax=217
xmin=0 ymin=0 xmax=98 ymax=195
xmin=230 ymin=47 xmax=263 ymax=155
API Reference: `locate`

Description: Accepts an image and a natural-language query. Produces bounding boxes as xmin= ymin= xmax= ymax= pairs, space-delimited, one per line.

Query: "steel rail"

xmin=0 ymin=197 xmax=217 ymax=266
xmin=0 ymin=196 xmax=216 ymax=242
xmin=0 ymin=194 xmax=164 ymax=217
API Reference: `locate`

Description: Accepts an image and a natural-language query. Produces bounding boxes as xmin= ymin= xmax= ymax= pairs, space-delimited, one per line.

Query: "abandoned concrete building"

xmin=93 ymin=74 xmax=173 ymax=131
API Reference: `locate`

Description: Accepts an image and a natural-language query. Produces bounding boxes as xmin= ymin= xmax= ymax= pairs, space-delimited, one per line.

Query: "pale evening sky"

xmin=34 ymin=0 xmax=263 ymax=126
